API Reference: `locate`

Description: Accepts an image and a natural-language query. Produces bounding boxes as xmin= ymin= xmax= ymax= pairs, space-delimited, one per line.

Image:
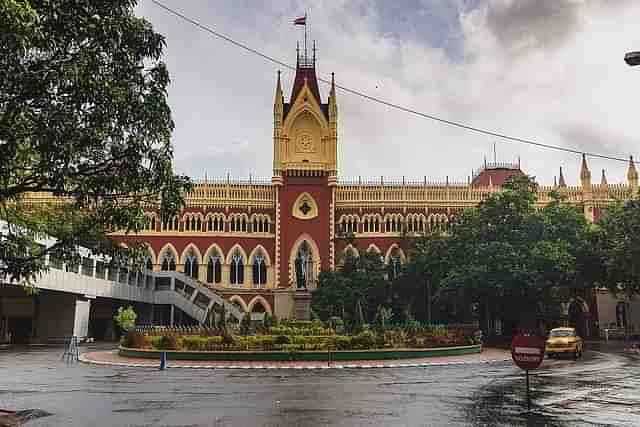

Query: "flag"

xmin=293 ymin=15 xmax=306 ymax=25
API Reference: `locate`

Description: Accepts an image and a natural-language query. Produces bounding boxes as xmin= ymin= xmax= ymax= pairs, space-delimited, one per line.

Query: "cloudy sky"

xmin=135 ymin=0 xmax=640 ymax=186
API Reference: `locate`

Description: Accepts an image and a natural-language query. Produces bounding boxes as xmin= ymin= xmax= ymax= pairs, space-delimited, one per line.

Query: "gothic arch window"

xmin=295 ymin=241 xmax=314 ymax=289
xmin=252 ymin=250 xmax=267 ymax=286
xmin=230 ymin=249 xmax=244 ymax=285
xmin=145 ymin=257 xmax=153 ymax=271
xmin=251 ymin=301 xmax=266 ymax=313
xmin=207 ymin=253 xmax=222 ymax=284
xmin=161 ymin=251 xmax=176 ymax=271
xmin=184 ymin=249 xmax=199 ymax=279
xmin=339 ymin=215 xmax=359 ymax=234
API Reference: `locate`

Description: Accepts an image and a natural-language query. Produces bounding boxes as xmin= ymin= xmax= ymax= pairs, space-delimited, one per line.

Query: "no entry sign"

xmin=511 ymin=334 xmax=545 ymax=371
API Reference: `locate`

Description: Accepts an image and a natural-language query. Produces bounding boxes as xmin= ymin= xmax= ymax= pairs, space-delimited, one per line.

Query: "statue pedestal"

xmin=293 ymin=291 xmax=312 ymax=321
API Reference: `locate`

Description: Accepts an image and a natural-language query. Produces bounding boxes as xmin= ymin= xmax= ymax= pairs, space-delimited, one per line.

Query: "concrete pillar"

xmin=170 ymin=305 xmax=175 ymax=326
xmin=73 ymin=298 xmax=91 ymax=338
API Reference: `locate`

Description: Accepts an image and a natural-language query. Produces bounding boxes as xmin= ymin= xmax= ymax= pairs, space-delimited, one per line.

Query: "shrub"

xmin=147 ymin=335 xmax=163 ymax=349
xmin=221 ymin=331 xmax=235 ymax=346
xmin=122 ymin=330 xmax=147 ymax=348
xmin=275 ymin=335 xmax=290 ymax=345
xmin=240 ymin=312 xmax=252 ymax=336
xmin=352 ymin=330 xmax=377 ymax=350
xmin=157 ymin=334 xmax=182 ymax=350
xmin=114 ymin=306 xmax=137 ymax=331
xmin=182 ymin=336 xmax=224 ymax=351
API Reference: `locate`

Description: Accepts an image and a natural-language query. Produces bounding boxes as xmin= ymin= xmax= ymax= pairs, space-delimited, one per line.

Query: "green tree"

xmin=443 ymin=176 xmax=597 ymax=336
xmin=311 ymin=243 xmax=387 ymax=324
xmin=401 ymin=231 xmax=450 ymax=324
xmin=596 ymin=192 xmax=640 ymax=294
xmin=0 ymin=0 xmax=191 ymax=283
xmin=114 ymin=306 xmax=137 ymax=331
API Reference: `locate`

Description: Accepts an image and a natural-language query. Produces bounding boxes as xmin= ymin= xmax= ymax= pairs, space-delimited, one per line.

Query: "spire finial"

xmin=558 ymin=166 xmax=566 ymax=187
xmin=601 ymin=169 xmax=608 ymax=186
xmin=580 ymin=153 xmax=591 ymax=180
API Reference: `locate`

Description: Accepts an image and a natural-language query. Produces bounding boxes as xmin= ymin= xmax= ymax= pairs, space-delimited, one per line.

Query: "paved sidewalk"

xmin=81 ymin=347 xmax=511 ymax=369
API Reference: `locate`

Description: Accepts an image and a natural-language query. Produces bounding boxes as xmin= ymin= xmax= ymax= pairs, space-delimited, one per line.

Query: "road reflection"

xmin=466 ymin=343 xmax=640 ymax=426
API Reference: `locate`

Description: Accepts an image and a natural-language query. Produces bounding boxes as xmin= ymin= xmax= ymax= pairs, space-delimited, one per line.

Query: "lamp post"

xmin=625 ymin=51 xmax=640 ymax=66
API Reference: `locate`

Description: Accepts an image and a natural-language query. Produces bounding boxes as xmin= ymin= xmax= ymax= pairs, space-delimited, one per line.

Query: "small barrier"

xmin=62 ymin=336 xmax=80 ymax=363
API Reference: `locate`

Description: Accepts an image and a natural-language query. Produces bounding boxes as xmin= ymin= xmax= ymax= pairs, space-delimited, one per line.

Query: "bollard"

xmin=160 ymin=351 xmax=167 ymax=370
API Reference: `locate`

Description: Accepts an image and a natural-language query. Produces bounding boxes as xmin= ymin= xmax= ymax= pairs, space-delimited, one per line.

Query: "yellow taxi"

xmin=546 ymin=327 xmax=583 ymax=359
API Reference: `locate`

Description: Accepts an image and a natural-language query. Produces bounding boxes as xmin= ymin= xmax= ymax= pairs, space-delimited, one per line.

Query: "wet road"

xmin=0 ymin=342 xmax=638 ymax=426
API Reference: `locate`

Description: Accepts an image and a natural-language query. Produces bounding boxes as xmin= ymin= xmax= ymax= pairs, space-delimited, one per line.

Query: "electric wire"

xmin=150 ymin=0 xmax=634 ymax=164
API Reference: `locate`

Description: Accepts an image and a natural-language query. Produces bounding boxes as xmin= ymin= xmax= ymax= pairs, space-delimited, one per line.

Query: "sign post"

xmin=511 ymin=333 xmax=545 ymax=412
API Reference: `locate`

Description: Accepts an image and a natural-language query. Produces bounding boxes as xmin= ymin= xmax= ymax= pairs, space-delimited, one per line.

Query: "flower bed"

xmin=121 ymin=321 xmax=482 ymax=359
xmin=119 ymin=344 xmax=482 ymax=361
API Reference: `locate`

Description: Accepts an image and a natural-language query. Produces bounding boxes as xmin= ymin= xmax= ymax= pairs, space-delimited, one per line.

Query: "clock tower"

xmin=272 ymin=45 xmax=337 ymax=318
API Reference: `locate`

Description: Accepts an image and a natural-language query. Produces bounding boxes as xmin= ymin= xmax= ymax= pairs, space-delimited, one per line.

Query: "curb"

xmin=79 ymin=351 xmax=511 ymax=370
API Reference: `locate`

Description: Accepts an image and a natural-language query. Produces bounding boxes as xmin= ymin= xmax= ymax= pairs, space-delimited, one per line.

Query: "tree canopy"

xmin=0 ymin=0 xmax=190 ymax=282
xmin=596 ymin=192 xmax=640 ymax=294
xmin=442 ymin=176 xmax=599 ymax=334
xmin=314 ymin=175 xmax=609 ymax=337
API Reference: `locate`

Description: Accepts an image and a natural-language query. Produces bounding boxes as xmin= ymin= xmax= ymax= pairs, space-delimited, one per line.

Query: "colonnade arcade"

xmin=147 ymin=244 xmax=274 ymax=289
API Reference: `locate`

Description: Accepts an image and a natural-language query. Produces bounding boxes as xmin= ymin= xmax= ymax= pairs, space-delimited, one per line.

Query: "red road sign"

xmin=511 ymin=334 xmax=545 ymax=371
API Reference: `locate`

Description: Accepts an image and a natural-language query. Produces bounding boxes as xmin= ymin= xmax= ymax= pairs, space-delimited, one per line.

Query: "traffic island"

xmin=80 ymin=346 xmax=511 ymax=369
xmin=117 ymin=343 xmax=482 ymax=361
xmin=85 ymin=322 xmax=497 ymax=369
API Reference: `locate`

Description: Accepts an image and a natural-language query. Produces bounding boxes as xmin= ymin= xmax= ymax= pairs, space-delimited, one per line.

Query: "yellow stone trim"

xmin=292 ymin=192 xmax=319 ymax=220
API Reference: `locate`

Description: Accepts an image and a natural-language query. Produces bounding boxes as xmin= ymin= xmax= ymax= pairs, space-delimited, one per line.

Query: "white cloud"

xmin=137 ymin=0 xmax=640 ymax=185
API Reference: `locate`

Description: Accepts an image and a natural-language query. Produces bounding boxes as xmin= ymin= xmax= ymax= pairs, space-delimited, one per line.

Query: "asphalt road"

xmin=0 ymin=342 xmax=638 ymax=426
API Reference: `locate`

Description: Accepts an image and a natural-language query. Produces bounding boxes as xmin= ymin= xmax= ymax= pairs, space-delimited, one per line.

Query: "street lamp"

xmin=625 ymin=51 xmax=640 ymax=66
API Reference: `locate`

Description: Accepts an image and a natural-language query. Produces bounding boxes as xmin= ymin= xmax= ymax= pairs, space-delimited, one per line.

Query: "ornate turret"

xmin=600 ymin=169 xmax=608 ymax=187
xmin=274 ymin=70 xmax=284 ymax=125
xmin=558 ymin=167 xmax=566 ymax=188
xmin=628 ymin=155 xmax=638 ymax=193
xmin=272 ymin=42 xmax=338 ymax=182
xmin=580 ymin=154 xmax=591 ymax=192
xmin=328 ymin=72 xmax=337 ymax=125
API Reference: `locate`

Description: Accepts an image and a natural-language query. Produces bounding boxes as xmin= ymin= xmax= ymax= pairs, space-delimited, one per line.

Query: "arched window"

xmin=207 ymin=254 xmax=222 ymax=284
xmin=184 ymin=249 xmax=199 ymax=279
xmin=252 ymin=301 xmax=266 ymax=313
xmin=150 ymin=217 xmax=156 ymax=231
xmin=145 ymin=257 xmax=153 ymax=271
xmin=252 ymin=251 xmax=267 ymax=286
xmin=230 ymin=249 xmax=244 ymax=285
xmin=161 ymin=251 xmax=176 ymax=271
xmin=295 ymin=241 xmax=314 ymax=289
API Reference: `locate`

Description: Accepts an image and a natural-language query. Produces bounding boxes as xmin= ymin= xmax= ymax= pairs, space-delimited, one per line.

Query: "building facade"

xmin=87 ymin=48 xmax=638 ymax=334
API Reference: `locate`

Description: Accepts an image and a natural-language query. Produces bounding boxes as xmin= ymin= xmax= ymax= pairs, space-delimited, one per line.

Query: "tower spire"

xmin=274 ymin=70 xmax=283 ymax=124
xmin=628 ymin=155 xmax=638 ymax=192
xmin=558 ymin=167 xmax=566 ymax=187
xmin=580 ymin=154 xmax=591 ymax=192
xmin=600 ymin=169 xmax=608 ymax=186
